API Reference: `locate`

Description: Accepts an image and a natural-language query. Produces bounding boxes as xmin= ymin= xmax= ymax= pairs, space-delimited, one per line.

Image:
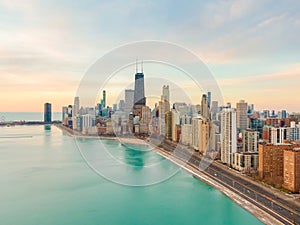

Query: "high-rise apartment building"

xmin=283 ymin=148 xmax=300 ymax=193
xmin=242 ymin=129 xmax=259 ymax=152
xmin=201 ymin=94 xmax=209 ymax=119
xmin=289 ymin=121 xmax=300 ymax=141
xmin=192 ymin=116 xmax=210 ymax=155
xmin=159 ymin=85 xmax=170 ymax=136
xmin=220 ymin=108 xmax=237 ymax=166
xmin=171 ymin=109 xmax=180 ymax=142
xmin=181 ymin=124 xmax=192 ymax=146
xmin=270 ymin=127 xmax=288 ymax=144
xmin=44 ymin=103 xmax=52 ymax=123
xmin=236 ymin=100 xmax=248 ymax=132
xmin=165 ymin=111 xmax=172 ymax=140
xmin=258 ymin=143 xmax=293 ymax=187
xmin=73 ymin=96 xmax=80 ymax=117
xmin=207 ymin=91 xmax=211 ymax=109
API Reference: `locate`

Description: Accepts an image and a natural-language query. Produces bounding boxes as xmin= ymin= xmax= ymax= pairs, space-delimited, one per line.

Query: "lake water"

xmin=0 ymin=112 xmax=62 ymax=122
xmin=0 ymin=124 xmax=263 ymax=225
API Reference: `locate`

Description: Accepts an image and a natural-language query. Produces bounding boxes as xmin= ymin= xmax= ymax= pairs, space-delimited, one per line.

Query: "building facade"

xmin=283 ymin=148 xmax=300 ymax=193
xmin=236 ymin=100 xmax=248 ymax=132
xmin=44 ymin=102 xmax=52 ymax=123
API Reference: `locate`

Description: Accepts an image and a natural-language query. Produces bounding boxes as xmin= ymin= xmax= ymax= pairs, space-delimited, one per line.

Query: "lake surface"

xmin=0 ymin=125 xmax=263 ymax=225
xmin=0 ymin=112 xmax=62 ymax=122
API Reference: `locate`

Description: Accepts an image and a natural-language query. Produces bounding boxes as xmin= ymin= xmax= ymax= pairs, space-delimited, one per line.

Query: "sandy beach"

xmin=55 ymin=124 xmax=149 ymax=146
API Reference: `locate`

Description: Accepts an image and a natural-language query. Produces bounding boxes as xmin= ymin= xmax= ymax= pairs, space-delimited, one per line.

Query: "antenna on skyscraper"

xmin=136 ymin=58 xmax=138 ymax=73
xmin=141 ymin=60 xmax=143 ymax=73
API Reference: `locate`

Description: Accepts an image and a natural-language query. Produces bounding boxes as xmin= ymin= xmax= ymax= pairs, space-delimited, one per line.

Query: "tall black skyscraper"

xmin=133 ymin=62 xmax=145 ymax=106
xmin=44 ymin=102 xmax=52 ymax=123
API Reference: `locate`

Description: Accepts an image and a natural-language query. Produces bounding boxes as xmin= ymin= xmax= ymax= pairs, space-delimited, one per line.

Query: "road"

xmin=157 ymin=141 xmax=300 ymax=225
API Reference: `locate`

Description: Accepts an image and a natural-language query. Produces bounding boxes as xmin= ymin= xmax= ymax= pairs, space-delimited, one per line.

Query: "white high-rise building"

xmin=221 ymin=108 xmax=237 ymax=166
xmin=159 ymin=85 xmax=170 ymax=136
xmin=289 ymin=121 xmax=300 ymax=141
xmin=82 ymin=114 xmax=93 ymax=129
xmin=192 ymin=116 xmax=210 ymax=154
xmin=73 ymin=96 xmax=80 ymax=117
xmin=125 ymin=89 xmax=134 ymax=115
xmin=236 ymin=100 xmax=248 ymax=132
xmin=271 ymin=127 xmax=288 ymax=144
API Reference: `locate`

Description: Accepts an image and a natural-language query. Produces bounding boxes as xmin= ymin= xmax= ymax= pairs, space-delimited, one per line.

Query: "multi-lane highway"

xmin=157 ymin=141 xmax=300 ymax=225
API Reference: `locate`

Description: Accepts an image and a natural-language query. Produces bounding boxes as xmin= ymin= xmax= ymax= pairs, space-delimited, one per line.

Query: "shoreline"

xmin=54 ymin=124 xmax=149 ymax=146
xmin=150 ymin=145 xmax=282 ymax=225
xmin=55 ymin=123 xmax=282 ymax=224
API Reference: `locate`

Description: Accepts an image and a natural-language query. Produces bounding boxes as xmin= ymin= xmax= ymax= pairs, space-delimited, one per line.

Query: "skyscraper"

xmin=207 ymin=91 xmax=211 ymax=109
xmin=101 ymin=90 xmax=106 ymax=108
xmin=125 ymin=89 xmax=134 ymax=114
xmin=73 ymin=96 xmax=80 ymax=117
xmin=133 ymin=62 xmax=146 ymax=118
xmin=201 ymin=94 xmax=209 ymax=119
xmin=133 ymin=73 xmax=145 ymax=106
xmin=44 ymin=103 xmax=52 ymax=123
xmin=236 ymin=100 xmax=248 ymax=132
xmin=221 ymin=108 xmax=237 ymax=166
xmin=159 ymin=85 xmax=170 ymax=135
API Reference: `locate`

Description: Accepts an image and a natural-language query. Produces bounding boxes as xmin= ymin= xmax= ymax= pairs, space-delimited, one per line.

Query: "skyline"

xmin=0 ymin=0 xmax=300 ymax=112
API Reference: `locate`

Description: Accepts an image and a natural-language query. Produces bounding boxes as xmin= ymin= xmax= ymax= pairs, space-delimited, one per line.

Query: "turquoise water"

xmin=0 ymin=125 xmax=263 ymax=225
xmin=0 ymin=112 xmax=62 ymax=122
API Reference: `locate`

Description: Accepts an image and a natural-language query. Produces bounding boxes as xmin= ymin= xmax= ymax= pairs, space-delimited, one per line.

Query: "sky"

xmin=0 ymin=0 xmax=299 ymax=112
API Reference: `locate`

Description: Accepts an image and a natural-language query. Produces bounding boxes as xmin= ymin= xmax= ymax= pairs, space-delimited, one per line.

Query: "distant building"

xmin=133 ymin=71 xmax=145 ymax=106
xmin=159 ymin=85 xmax=170 ymax=136
xmin=207 ymin=91 xmax=211 ymax=109
xmin=266 ymin=117 xmax=279 ymax=127
xmin=62 ymin=106 xmax=68 ymax=124
xmin=211 ymin=100 xmax=219 ymax=120
xmin=249 ymin=117 xmax=265 ymax=138
xmin=281 ymin=110 xmax=287 ymax=119
xmin=101 ymin=90 xmax=106 ymax=108
xmin=270 ymin=127 xmax=288 ymax=144
xmin=181 ymin=124 xmax=192 ymax=146
xmin=201 ymin=94 xmax=209 ymax=119
xmin=113 ymin=104 xmax=117 ymax=112
xmin=119 ymin=100 xmax=125 ymax=112
xmin=125 ymin=89 xmax=134 ymax=114
xmin=73 ymin=96 xmax=80 ymax=117
xmin=289 ymin=121 xmax=300 ymax=141
xmin=44 ymin=103 xmax=52 ymax=123
xmin=171 ymin=109 xmax=180 ymax=142
xmin=220 ymin=108 xmax=237 ymax=166
xmin=242 ymin=129 xmax=259 ymax=152
xmin=165 ymin=111 xmax=172 ymax=140
xmin=236 ymin=100 xmax=248 ymax=132
xmin=192 ymin=116 xmax=210 ymax=154
xmin=283 ymin=148 xmax=300 ymax=193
